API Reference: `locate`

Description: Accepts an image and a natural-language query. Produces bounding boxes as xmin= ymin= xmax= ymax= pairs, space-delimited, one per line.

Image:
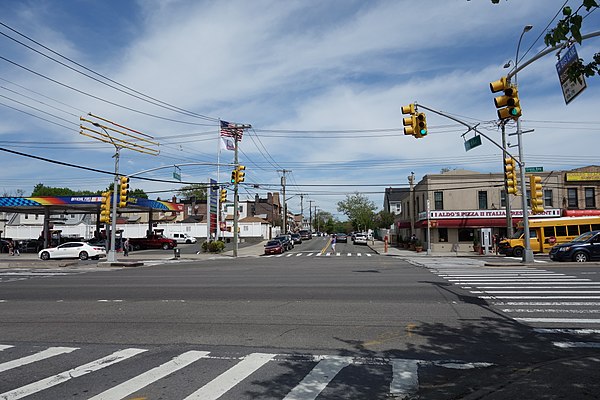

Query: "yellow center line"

xmin=320 ymin=238 xmax=332 ymax=255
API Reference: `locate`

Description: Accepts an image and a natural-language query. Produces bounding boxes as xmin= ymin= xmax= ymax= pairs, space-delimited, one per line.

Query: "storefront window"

xmin=458 ymin=228 xmax=474 ymax=242
xmin=585 ymin=188 xmax=596 ymax=208
xmin=438 ymin=228 xmax=448 ymax=242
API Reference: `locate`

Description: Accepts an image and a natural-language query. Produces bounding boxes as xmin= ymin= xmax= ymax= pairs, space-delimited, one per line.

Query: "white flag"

xmin=220 ymin=137 xmax=235 ymax=151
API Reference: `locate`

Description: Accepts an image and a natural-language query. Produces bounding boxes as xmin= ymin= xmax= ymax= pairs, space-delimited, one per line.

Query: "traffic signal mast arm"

xmin=413 ymin=102 xmax=522 ymax=167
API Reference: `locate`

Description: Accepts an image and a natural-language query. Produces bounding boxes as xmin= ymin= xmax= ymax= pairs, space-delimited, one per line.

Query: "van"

xmin=169 ymin=232 xmax=197 ymax=244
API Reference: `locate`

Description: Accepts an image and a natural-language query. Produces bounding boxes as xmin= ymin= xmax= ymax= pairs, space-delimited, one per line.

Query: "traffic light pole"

xmin=516 ymin=118 xmax=534 ymax=263
xmin=233 ymin=136 xmax=239 ymax=257
xmin=108 ymin=147 xmax=120 ymax=262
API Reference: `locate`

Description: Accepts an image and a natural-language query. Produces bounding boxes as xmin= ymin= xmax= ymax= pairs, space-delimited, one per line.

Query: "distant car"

xmin=0 ymin=239 xmax=10 ymax=253
xmin=264 ymin=240 xmax=284 ymax=255
xmin=299 ymin=230 xmax=312 ymax=240
xmin=18 ymin=239 xmax=43 ymax=253
xmin=549 ymin=230 xmax=600 ymax=262
xmin=291 ymin=233 xmax=302 ymax=244
xmin=39 ymin=241 xmax=106 ymax=261
xmin=354 ymin=233 xmax=368 ymax=245
xmin=336 ymin=233 xmax=348 ymax=243
xmin=169 ymin=232 xmax=197 ymax=244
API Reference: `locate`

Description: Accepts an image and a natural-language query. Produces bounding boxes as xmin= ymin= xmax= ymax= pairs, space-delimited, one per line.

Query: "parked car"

xmin=17 ymin=239 xmax=43 ymax=253
xmin=291 ymin=233 xmax=303 ymax=244
xmin=169 ymin=232 xmax=197 ymax=244
xmin=38 ymin=242 xmax=106 ymax=261
xmin=549 ymin=230 xmax=600 ymax=262
xmin=264 ymin=240 xmax=284 ymax=255
xmin=336 ymin=233 xmax=348 ymax=243
xmin=354 ymin=233 xmax=368 ymax=245
xmin=299 ymin=230 xmax=312 ymax=240
xmin=0 ymin=239 xmax=10 ymax=253
xmin=274 ymin=235 xmax=294 ymax=251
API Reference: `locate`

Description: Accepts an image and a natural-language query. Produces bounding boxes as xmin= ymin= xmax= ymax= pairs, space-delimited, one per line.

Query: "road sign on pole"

xmin=525 ymin=166 xmax=543 ymax=173
xmin=556 ymin=45 xmax=587 ymax=105
xmin=464 ymin=135 xmax=482 ymax=151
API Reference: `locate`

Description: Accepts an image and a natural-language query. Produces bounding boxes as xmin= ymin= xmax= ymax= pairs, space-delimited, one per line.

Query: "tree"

xmin=31 ymin=183 xmax=98 ymax=197
xmin=314 ymin=211 xmax=333 ymax=233
xmin=176 ymin=184 xmax=207 ymax=201
xmin=375 ymin=210 xmax=396 ymax=229
xmin=337 ymin=192 xmax=377 ymax=232
xmin=490 ymin=0 xmax=599 ymax=82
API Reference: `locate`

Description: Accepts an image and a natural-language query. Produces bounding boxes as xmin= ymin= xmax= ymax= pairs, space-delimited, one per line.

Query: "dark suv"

xmin=549 ymin=230 xmax=600 ymax=262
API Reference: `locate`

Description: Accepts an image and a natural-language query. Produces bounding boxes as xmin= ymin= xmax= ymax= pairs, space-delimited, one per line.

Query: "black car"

xmin=291 ymin=233 xmax=302 ymax=245
xmin=549 ymin=230 xmax=600 ymax=262
xmin=274 ymin=235 xmax=294 ymax=251
xmin=335 ymin=233 xmax=348 ymax=243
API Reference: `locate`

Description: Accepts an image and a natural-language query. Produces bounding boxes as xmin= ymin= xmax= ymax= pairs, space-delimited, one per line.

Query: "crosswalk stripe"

xmin=283 ymin=356 xmax=352 ymax=400
xmin=296 ymin=253 xmax=303 ymax=257
xmin=183 ymin=353 xmax=275 ymax=400
xmin=89 ymin=350 xmax=210 ymax=400
xmin=0 ymin=345 xmax=14 ymax=351
xmin=0 ymin=348 xmax=147 ymax=400
xmin=0 ymin=347 xmax=78 ymax=373
xmin=390 ymin=359 xmax=419 ymax=397
xmin=516 ymin=318 xmax=600 ymax=324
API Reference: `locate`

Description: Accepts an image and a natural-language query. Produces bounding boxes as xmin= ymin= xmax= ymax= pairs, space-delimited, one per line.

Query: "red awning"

xmin=563 ymin=209 xmax=600 ymax=217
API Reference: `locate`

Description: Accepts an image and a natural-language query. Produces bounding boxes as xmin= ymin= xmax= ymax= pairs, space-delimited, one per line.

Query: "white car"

xmin=170 ymin=233 xmax=197 ymax=244
xmin=354 ymin=234 xmax=368 ymax=245
xmin=38 ymin=242 xmax=106 ymax=261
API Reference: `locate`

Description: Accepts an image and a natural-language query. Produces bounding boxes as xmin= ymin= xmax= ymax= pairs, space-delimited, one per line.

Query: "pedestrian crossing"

xmin=429 ymin=265 xmax=600 ymax=328
xmin=0 ymin=343 xmax=493 ymax=399
xmin=0 ymin=269 xmax=85 ymax=283
xmin=263 ymin=252 xmax=374 ymax=258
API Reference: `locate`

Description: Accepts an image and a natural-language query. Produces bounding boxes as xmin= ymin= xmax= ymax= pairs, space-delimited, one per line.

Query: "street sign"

xmin=464 ymin=135 xmax=482 ymax=151
xmin=525 ymin=166 xmax=543 ymax=173
xmin=556 ymin=45 xmax=587 ymax=105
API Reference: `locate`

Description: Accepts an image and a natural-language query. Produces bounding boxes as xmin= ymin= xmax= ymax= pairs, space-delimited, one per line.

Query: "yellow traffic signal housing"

xmin=402 ymin=115 xmax=416 ymax=136
xmin=118 ymin=176 xmax=129 ymax=208
xmin=230 ymin=170 xmax=237 ymax=184
xmin=504 ymin=157 xmax=518 ymax=195
xmin=100 ymin=191 xmax=112 ymax=223
xmin=236 ymin=165 xmax=246 ymax=183
xmin=401 ymin=104 xmax=417 ymax=136
xmin=415 ymin=112 xmax=428 ymax=138
xmin=401 ymin=103 xmax=415 ymax=115
xmin=220 ymin=189 xmax=227 ymax=203
xmin=529 ymin=175 xmax=544 ymax=214
xmin=490 ymin=76 xmax=521 ymax=120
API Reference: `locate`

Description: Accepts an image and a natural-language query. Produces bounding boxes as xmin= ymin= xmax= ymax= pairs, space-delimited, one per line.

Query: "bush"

xmin=201 ymin=240 xmax=225 ymax=253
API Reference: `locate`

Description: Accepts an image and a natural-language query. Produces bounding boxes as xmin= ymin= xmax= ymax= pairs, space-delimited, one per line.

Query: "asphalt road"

xmin=1 ymin=240 xmax=600 ymax=399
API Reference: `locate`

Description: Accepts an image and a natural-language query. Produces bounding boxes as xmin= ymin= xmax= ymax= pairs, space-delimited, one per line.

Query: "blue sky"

xmin=0 ymin=0 xmax=599 ymax=220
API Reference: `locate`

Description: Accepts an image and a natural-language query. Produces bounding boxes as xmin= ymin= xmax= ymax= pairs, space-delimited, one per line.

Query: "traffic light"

xmin=504 ymin=157 xmax=518 ymax=195
xmin=220 ymin=189 xmax=227 ymax=203
xmin=401 ymin=103 xmax=417 ymax=136
xmin=415 ymin=112 xmax=428 ymax=138
xmin=100 ymin=191 xmax=112 ymax=223
xmin=529 ymin=175 xmax=544 ymax=214
xmin=118 ymin=176 xmax=129 ymax=208
xmin=231 ymin=170 xmax=237 ymax=184
xmin=236 ymin=165 xmax=245 ymax=183
xmin=490 ymin=76 xmax=521 ymax=120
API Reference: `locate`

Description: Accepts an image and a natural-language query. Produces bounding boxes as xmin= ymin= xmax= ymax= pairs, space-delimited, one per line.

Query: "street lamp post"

xmin=514 ymin=24 xmax=535 ymax=264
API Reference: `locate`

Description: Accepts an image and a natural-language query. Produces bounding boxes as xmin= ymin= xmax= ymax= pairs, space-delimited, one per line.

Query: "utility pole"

xmin=278 ymin=169 xmax=291 ymax=233
xmin=228 ymin=122 xmax=252 ymax=258
xmin=308 ymin=200 xmax=314 ymax=232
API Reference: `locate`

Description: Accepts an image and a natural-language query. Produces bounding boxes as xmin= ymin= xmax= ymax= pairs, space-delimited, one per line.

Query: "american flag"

xmin=220 ymin=120 xmax=243 ymax=140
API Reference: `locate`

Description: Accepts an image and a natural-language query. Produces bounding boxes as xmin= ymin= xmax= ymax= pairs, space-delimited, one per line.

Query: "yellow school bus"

xmin=498 ymin=216 xmax=600 ymax=257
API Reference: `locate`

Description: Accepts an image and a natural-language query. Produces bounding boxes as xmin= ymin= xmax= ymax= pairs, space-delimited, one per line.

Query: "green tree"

xmin=375 ymin=210 xmax=396 ymax=229
xmin=31 ymin=183 xmax=98 ymax=196
xmin=337 ymin=192 xmax=377 ymax=232
xmin=176 ymin=184 xmax=207 ymax=201
xmin=491 ymin=0 xmax=599 ymax=82
xmin=314 ymin=210 xmax=333 ymax=233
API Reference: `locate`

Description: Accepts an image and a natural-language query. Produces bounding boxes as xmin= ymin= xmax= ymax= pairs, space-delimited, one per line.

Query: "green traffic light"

xmin=420 ymin=129 xmax=427 ymax=135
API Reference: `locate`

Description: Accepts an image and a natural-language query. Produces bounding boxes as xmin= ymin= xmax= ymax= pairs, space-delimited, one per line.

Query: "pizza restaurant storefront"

xmin=398 ymin=208 xmax=562 ymax=253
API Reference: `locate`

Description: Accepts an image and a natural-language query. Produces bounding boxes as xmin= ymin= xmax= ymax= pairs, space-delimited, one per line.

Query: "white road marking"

xmin=553 ymin=341 xmax=600 ymax=348
xmin=390 ymin=359 xmax=419 ymax=398
xmin=497 ymin=302 xmax=600 ymax=306
xmin=534 ymin=328 xmax=600 ymax=334
xmin=515 ymin=318 xmax=600 ymax=324
xmin=474 ymin=291 xmax=600 ymax=294
xmin=283 ymin=356 xmax=352 ymax=400
xmin=184 ymin=353 xmax=275 ymax=400
xmin=502 ymin=309 xmax=600 ymax=314
xmin=481 ymin=296 xmax=600 ymax=299
xmin=0 ymin=348 xmax=147 ymax=400
xmin=90 ymin=350 xmax=211 ymax=400
xmin=0 ymin=345 xmax=13 ymax=351
xmin=0 ymin=347 xmax=78 ymax=373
